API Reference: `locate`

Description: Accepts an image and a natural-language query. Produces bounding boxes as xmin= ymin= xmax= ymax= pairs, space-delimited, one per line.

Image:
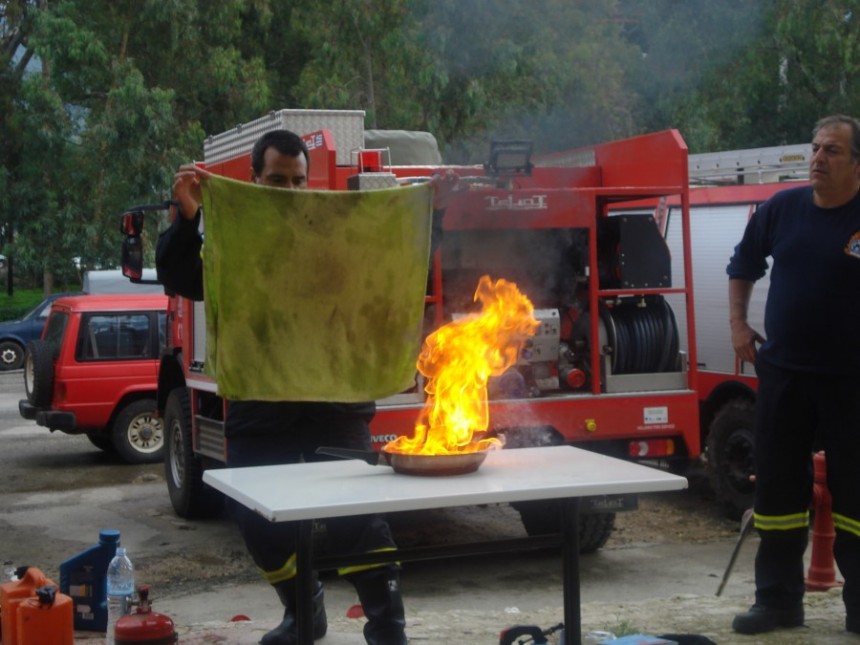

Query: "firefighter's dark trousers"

xmin=224 ymin=400 xmax=399 ymax=583
xmin=752 ymin=359 xmax=860 ymax=617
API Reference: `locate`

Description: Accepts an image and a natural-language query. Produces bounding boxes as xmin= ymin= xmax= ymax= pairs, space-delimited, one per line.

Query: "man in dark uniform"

xmin=728 ymin=115 xmax=860 ymax=636
xmin=157 ymin=129 xmax=455 ymax=645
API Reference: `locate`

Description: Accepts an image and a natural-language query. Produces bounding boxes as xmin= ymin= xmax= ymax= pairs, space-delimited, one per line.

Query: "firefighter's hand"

xmin=430 ymin=170 xmax=459 ymax=210
xmin=731 ymin=320 xmax=764 ymax=364
xmin=173 ymin=163 xmax=212 ymax=220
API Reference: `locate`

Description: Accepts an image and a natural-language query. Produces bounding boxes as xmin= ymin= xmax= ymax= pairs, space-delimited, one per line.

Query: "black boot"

xmin=732 ymin=603 xmax=804 ymax=634
xmin=260 ymin=577 xmax=327 ymax=645
xmin=349 ymin=568 xmax=407 ymax=645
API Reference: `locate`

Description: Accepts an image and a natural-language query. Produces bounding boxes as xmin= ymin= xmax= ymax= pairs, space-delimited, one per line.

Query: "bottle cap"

xmin=100 ymin=529 xmax=121 ymax=543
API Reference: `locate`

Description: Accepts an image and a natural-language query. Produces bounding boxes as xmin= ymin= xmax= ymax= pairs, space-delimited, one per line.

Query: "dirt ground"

xmin=99 ymin=477 xmax=856 ymax=645
xmin=611 ymin=474 xmax=739 ymax=546
xmin=12 ymin=461 xmax=852 ymax=645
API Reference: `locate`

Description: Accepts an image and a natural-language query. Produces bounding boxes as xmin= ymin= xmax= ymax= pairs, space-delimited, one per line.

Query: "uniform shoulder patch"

xmin=846 ymin=230 xmax=860 ymax=258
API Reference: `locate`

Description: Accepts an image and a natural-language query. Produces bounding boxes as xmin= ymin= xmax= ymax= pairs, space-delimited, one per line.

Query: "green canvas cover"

xmin=201 ymin=175 xmax=433 ymax=402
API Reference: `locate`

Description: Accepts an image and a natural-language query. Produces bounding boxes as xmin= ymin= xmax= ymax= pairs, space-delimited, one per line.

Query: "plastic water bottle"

xmin=105 ymin=547 xmax=135 ymax=645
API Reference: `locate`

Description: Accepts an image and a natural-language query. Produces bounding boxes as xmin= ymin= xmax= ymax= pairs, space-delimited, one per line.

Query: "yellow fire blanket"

xmin=201 ymin=175 xmax=433 ymax=402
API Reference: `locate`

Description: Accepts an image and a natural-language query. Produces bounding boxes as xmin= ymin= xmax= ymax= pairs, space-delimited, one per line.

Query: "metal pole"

xmin=561 ymin=498 xmax=582 ymax=645
xmin=295 ymin=519 xmax=314 ymax=645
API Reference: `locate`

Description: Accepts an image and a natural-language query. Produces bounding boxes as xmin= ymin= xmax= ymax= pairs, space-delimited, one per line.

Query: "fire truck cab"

xmin=121 ymin=109 xmax=701 ymax=552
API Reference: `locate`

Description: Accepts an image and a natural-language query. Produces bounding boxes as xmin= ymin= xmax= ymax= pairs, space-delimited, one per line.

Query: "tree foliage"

xmin=1 ymin=0 xmax=857 ymax=290
xmin=654 ymin=0 xmax=860 ymax=151
xmin=1 ymin=0 xmax=272 ymax=289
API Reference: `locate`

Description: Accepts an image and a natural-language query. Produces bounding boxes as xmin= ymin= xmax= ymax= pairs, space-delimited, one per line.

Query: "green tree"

xmin=1 ymin=0 xmax=49 ymax=292
xmin=1 ymin=0 xmax=273 ymax=291
xmin=644 ymin=0 xmax=860 ymax=152
xmin=13 ymin=0 xmax=847 ymax=292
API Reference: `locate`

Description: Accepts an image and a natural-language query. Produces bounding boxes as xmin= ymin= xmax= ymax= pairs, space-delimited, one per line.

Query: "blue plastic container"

xmin=59 ymin=528 xmax=120 ymax=632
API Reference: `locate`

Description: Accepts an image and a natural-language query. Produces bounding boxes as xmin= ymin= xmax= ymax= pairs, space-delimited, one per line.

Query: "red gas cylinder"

xmin=114 ymin=585 xmax=177 ymax=645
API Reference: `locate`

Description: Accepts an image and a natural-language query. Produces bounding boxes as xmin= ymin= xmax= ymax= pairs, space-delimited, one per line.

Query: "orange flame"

xmin=385 ymin=275 xmax=539 ymax=455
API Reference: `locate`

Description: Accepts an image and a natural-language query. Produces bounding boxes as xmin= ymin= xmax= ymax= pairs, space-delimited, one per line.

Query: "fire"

xmin=385 ymin=275 xmax=539 ymax=456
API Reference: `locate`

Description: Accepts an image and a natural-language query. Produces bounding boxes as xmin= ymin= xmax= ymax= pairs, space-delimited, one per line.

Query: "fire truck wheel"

xmin=707 ymin=399 xmax=756 ymax=521
xmin=164 ymin=388 xmax=224 ymax=519
xmin=513 ymin=500 xmax=615 ymax=553
xmin=577 ymin=513 xmax=616 ymax=553
xmin=24 ymin=340 xmax=54 ymax=407
xmin=0 ymin=340 xmax=25 ymax=371
xmin=112 ymin=398 xmax=165 ymax=464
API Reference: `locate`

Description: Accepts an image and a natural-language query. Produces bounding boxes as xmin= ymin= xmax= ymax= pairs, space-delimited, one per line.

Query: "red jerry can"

xmin=114 ymin=585 xmax=177 ymax=645
xmin=0 ymin=567 xmax=54 ymax=645
xmin=16 ymin=585 xmax=74 ymax=645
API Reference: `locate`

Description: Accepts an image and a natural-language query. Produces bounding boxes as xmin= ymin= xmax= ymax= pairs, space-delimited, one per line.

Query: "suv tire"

xmin=86 ymin=431 xmax=115 ymax=453
xmin=0 ymin=340 xmax=25 ymax=371
xmin=24 ymin=340 xmax=54 ymax=407
xmin=164 ymin=388 xmax=223 ymax=518
xmin=111 ymin=399 xmax=164 ymax=464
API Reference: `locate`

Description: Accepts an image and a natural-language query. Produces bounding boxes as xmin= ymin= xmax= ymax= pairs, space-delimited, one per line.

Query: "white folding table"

xmin=204 ymin=445 xmax=687 ymax=645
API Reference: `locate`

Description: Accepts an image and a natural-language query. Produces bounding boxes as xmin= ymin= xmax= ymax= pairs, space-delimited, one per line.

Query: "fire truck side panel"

xmin=594 ymin=129 xmax=689 ymax=189
xmin=370 ymin=392 xmax=700 ymax=457
xmin=664 ymin=203 xmax=768 ymax=377
xmin=204 ymin=157 xmax=249 ymax=181
xmin=187 ymin=127 xmax=700 ymax=464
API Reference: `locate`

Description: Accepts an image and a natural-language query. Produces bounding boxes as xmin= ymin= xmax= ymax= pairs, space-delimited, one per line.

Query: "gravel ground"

xmin=72 ymin=475 xmax=859 ymax=644
xmin=71 ymin=587 xmax=855 ymax=644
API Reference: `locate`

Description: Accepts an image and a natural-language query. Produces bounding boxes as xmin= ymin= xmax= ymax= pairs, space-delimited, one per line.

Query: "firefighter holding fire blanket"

xmin=157 ymin=129 xmax=457 ymax=645
xmin=727 ymin=115 xmax=860 ymax=637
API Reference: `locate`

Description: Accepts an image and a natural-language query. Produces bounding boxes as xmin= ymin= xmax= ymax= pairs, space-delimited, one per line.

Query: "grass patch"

xmin=603 ymin=620 xmax=643 ymax=637
xmin=0 ymin=288 xmax=69 ymax=322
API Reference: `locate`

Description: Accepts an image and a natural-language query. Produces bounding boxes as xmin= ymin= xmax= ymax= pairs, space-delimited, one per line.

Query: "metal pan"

xmin=315 ymin=446 xmax=489 ymax=476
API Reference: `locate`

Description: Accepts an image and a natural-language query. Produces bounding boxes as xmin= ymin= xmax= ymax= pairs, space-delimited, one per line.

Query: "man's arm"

xmin=154 ymin=164 xmax=212 ymax=301
xmin=729 ymin=278 xmax=763 ymax=363
xmin=156 ymin=211 xmax=205 ymax=300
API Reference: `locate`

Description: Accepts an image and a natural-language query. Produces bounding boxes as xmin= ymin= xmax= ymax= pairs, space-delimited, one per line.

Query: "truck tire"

xmin=0 ymin=340 xmax=25 ymax=371
xmin=514 ymin=500 xmax=615 ymax=553
xmin=112 ymin=398 xmax=164 ymax=464
xmin=164 ymin=388 xmax=224 ymax=519
xmin=707 ymin=399 xmax=756 ymax=520
xmin=86 ymin=431 xmax=115 ymax=453
xmin=24 ymin=340 xmax=54 ymax=407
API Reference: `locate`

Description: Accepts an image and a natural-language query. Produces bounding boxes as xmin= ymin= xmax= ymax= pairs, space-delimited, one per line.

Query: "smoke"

xmin=416 ymin=0 xmax=769 ymax=162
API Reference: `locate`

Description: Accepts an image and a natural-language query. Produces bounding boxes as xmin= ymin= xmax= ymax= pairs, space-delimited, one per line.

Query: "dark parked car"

xmin=0 ymin=292 xmax=81 ymax=370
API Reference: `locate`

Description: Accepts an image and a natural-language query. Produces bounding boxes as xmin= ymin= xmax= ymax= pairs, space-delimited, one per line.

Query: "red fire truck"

xmin=121 ymin=109 xmax=701 ymax=552
xmin=605 ymin=143 xmax=811 ymax=519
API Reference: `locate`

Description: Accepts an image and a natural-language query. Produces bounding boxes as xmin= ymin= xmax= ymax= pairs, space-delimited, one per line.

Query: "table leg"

xmin=295 ymin=519 xmax=314 ymax=645
xmin=561 ymin=497 xmax=582 ymax=645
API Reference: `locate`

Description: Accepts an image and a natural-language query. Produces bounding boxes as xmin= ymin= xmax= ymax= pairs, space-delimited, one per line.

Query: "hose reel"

xmin=600 ymin=296 xmax=679 ymax=375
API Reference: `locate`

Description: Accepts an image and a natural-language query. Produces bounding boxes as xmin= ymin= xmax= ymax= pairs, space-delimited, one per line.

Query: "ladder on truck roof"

xmin=688 ymin=143 xmax=810 ymax=185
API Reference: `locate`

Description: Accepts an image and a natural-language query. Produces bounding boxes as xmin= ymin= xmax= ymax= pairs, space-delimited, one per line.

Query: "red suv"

xmin=18 ymin=293 xmax=168 ymax=464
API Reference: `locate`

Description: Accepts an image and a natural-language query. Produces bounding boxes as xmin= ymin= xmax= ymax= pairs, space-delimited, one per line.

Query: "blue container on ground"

xmin=59 ymin=528 xmax=120 ymax=631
